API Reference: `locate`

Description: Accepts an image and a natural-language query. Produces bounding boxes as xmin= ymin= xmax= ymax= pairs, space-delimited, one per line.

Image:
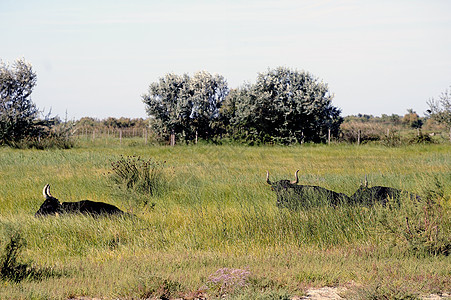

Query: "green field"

xmin=1 ymin=141 xmax=450 ymax=299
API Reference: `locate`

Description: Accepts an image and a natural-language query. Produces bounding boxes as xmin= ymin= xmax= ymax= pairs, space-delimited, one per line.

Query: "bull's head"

xmin=266 ymin=170 xmax=299 ymax=206
xmin=35 ymin=184 xmax=63 ymax=216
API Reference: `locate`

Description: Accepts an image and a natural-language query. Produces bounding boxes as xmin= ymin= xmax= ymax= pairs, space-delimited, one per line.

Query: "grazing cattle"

xmin=35 ymin=184 xmax=125 ymax=217
xmin=350 ymin=176 xmax=421 ymax=206
xmin=266 ymin=170 xmax=351 ymax=209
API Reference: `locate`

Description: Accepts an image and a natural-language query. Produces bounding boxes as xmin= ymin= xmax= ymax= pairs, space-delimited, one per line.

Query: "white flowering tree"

xmin=142 ymin=71 xmax=229 ymax=142
xmin=222 ymin=67 xmax=342 ymax=144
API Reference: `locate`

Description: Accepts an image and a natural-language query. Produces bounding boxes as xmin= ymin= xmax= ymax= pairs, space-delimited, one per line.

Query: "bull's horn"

xmin=266 ymin=171 xmax=272 ymax=185
xmin=43 ymin=184 xmax=52 ymax=199
xmin=290 ymin=170 xmax=299 ymax=184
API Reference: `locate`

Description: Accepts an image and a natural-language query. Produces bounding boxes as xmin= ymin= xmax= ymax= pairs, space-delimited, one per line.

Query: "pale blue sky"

xmin=1 ymin=0 xmax=450 ymax=119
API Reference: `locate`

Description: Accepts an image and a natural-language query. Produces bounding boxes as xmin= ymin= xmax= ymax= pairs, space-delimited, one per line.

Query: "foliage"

xmin=75 ymin=117 xmax=147 ymax=131
xmin=109 ymin=156 xmax=167 ymax=207
xmin=340 ymin=121 xmax=384 ymax=143
xmin=102 ymin=117 xmax=147 ymax=129
xmin=427 ymin=85 xmax=451 ymax=141
xmin=404 ymin=204 xmax=451 ymax=256
xmin=341 ymin=114 xmax=444 ymax=145
xmin=402 ymin=109 xmax=423 ymax=129
xmin=0 ymin=58 xmax=74 ymax=148
xmin=0 ymin=231 xmax=30 ymax=282
xmin=427 ymin=85 xmax=451 ymax=127
xmin=222 ymin=67 xmax=343 ymax=144
xmin=377 ymin=180 xmax=451 ymax=257
xmin=0 ymin=231 xmax=58 ymax=282
xmin=9 ymin=115 xmax=75 ymax=149
xmin=380 ymin=130 xmax=403 ymax=147
xmin=0 ymin=58 xmax=38 ymax=145
xmin=407 ymin=131 xmax=434 ymax=145
xmin=142 ymin=71 xmax=229 ymax=142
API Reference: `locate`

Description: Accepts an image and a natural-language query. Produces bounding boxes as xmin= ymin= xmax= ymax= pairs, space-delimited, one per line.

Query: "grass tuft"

xmin=0 ymin=231 xmax=61 ymax=283
xmin=108 ymin=155 xmax=168 ymax=208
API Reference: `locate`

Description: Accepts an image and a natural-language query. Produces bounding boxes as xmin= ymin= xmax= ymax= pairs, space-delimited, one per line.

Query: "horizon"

xmin=1 ymin=0 xmax=450 ymax=120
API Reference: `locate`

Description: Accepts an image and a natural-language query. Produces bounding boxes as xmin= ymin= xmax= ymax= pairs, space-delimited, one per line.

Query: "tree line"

xmin=142 ymin=67 xmax=342 ymax=144
xmin=1 ymin=58 xmax=451 ymax=147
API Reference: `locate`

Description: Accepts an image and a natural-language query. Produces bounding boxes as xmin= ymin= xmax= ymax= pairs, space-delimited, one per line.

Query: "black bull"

xmin=35 ymin=184 xmax=126 ymax=217
xmin=266 ymin=171 xmax=421 ymax=209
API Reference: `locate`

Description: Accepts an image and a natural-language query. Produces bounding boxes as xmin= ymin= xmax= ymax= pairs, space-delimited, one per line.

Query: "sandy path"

xmin=294 ymin=287 xmax=450 ymax=300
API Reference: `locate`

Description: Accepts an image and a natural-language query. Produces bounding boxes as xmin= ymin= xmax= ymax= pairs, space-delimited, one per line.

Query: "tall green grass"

xmin=0 ymin=143 xmax=450 ymax=299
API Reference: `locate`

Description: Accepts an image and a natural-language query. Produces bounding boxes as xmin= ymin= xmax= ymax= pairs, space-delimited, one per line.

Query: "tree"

xmin=189 ymin=71 xmax=229 ymax=139
xmin=402 ymin=109 xmax=423 ymax=129
xmin=0 ymin=59 xmax=38 ymax=145
xmin=223 ymin=67 xmax=342 ymax=144
xmin=427 ymin=85 xmax=451 ymax=141
xmin=142 ymin=71 xmax=228 ymax=142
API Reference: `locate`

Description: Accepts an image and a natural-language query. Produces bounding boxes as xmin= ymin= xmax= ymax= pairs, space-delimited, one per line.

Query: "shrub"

xmin=377 ymin=180 xmax=451 ymax=257
xmin=0 ymin=232 xmax=29 ymax=282
xmin=0 ymin=232 xmax=59 ymax=282
xmin=9 ymin=134 xmax=74 ymax=149
xmin=109 ymin=156 xmax=167 ymax=203
xmin=408 ymin=132 xmax=434 ymax=145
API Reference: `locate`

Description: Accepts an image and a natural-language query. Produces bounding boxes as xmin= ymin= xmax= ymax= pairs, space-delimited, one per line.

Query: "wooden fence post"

xmin=170 ymin=131 xmax=175 ymax=146
xmin=357 ymin=130 xmax=361 ymax=145
xmin=328 ymin=128 xmax=331 ymax=145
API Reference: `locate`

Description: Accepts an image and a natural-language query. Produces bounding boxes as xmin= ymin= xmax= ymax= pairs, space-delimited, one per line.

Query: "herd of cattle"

xmin=35 ymin=171 xmax=421 ymax=216
xmin=267 ymin=170 xmax=421 ymax=210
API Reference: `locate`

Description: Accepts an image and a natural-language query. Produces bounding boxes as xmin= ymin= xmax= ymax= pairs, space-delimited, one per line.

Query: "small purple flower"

xmin=206 ymin=267 xmax=251 ymax=296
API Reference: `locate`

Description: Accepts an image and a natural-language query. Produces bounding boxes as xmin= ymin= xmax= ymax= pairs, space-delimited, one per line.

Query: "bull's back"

xmin=62 ymin=200 xmax=124 ymax=215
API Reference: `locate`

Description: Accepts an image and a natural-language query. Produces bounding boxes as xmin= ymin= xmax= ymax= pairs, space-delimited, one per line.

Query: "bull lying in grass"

xmin=267 ymin=171 xmax=421 ymax=209
xmin=266 ymin=170 xmax=351 ymax=209
xmin=35 ymin=184 xmax=126 ymax=217
xmin=350 ymin=176 xmax=422 ymax=206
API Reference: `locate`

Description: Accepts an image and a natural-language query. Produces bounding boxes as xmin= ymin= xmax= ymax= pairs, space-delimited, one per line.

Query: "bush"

xmin=408 ymin=132 xmax=434 ymax=145
xmin=222 ymin=67 xmax=343 ymax=144
xmin=8 ymin=133 xmax=74 ymax=149
xmin=108 ymin=156 xmax=168 ymax=207
xmin=377 ymin=180 xmax=451 ymax=257
xmin=0 ymin=232 xmax=29 ymax=282
xmin=0 ymin=232 xmax=59 ymax=282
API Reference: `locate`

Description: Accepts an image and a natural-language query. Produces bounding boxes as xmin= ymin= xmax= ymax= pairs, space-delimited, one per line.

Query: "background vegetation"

xmin=0 ymin=142 xmax=450 ymax=299
xmin=2 ymin=58 xmax=450 ymax=147
xmin=0 ymin=59 xmax=73 ymax=149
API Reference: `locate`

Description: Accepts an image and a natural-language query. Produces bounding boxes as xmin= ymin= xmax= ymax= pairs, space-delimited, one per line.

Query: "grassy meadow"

xmin=0 ymin=139 xmax=450 ymax=299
